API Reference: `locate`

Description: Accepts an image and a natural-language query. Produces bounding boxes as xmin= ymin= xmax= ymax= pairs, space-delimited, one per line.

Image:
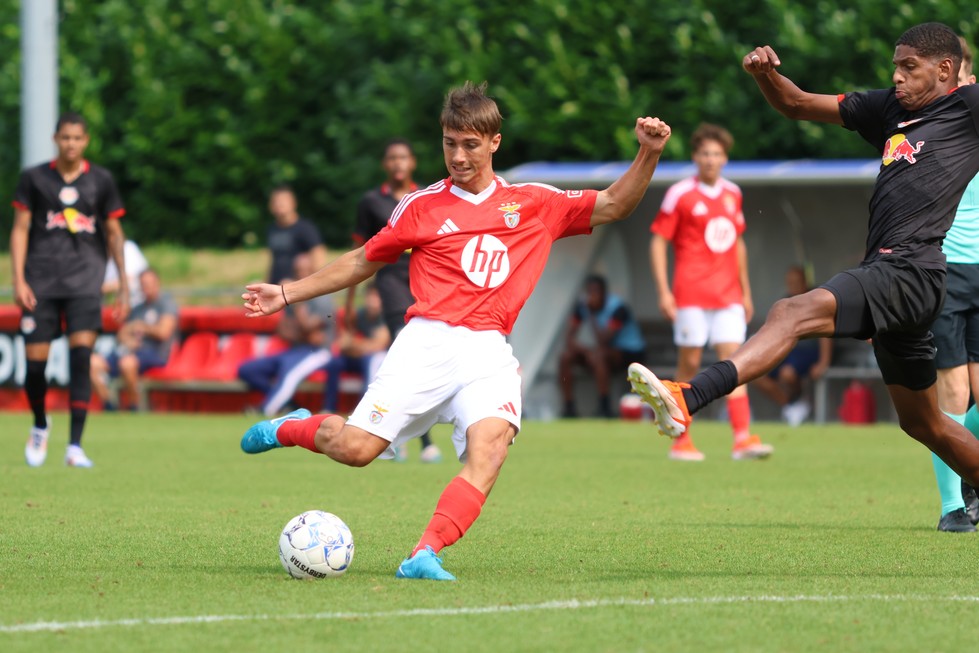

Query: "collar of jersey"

xmin=696 ymin=178 xmax=725 ymax=199
xmin=449 ymin=179 xmax=497 ymax=205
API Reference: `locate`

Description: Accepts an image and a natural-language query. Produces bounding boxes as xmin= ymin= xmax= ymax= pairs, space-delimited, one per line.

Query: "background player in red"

xmin=650 ymin=123 xmax=772 ymax=461
xmin=629 ymin=23 xmax=979 ymax=505
xmin=12 ymin=111 xmax=129 ymax=468
xmin=240 ymin=81 xmax=672 ymax=580
xmin=344 ymin=139 xmax=441 ymax=463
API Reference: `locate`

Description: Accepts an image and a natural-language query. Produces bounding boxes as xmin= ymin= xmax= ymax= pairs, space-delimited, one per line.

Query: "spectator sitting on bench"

xmin=322 ymin=283 xmax=391 ymax=413
xmin=751 ymin=265 xmax=832 ymax=426
xmin=91 ymin=268 xmax=178 ymax=411
xmin=559 ymin=274 xmax=646 ymax=418
xmin=238 ymin=253 xmax=335 ymax=416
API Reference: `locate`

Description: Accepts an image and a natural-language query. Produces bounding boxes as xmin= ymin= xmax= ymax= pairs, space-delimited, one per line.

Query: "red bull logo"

xmin=882 ymin=134 xmax=924 ymax=166
xmin=46 ymin=208 xmax=96 ymax=234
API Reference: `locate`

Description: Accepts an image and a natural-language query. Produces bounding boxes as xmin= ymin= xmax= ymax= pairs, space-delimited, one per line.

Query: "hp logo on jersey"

xmin=461 ymin=234 xmax=510 ymax=288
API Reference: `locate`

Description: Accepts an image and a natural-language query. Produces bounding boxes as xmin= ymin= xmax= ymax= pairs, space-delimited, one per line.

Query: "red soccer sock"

xmin=412 ymin=476 xmax=486 ymax=556
xmin=728 ymin=394 xmax=751 ymax=443
xmin=275 ymin=414 xmax=331 ymax=452
xmin=673 ymin=430 xmax=695 ymax=448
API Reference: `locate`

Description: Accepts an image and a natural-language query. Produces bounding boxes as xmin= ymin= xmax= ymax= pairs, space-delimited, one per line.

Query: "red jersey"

xmin=364 ymin=176 xmax=597 ymax=333
xmin=651 ymin=176 xmax=745 ymax=309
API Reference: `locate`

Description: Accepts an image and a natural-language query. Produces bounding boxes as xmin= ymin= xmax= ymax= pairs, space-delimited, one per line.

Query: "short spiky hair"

xmin=896 ymin=22 xmax=962 ymax=73
xmin=55 ymin=111 xmax=87 ymax=134
xmin=691 ymin=123 xmax=734 ymax=154
xmin=440 ymin=81 xmax=502 ymax=137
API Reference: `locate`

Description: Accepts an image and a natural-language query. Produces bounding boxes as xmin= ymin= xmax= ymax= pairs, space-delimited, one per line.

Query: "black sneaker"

xmin=937 ymin=508 xmax=977 ymax=533
xmin=962 ymin=481 xmax=979 ymax=525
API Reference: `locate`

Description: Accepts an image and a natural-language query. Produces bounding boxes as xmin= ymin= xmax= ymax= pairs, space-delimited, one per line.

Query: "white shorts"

xmin=346 ymin=317 xmax=522 ymax=462
xmin=673 ymin=304 xmax=746 ymax=348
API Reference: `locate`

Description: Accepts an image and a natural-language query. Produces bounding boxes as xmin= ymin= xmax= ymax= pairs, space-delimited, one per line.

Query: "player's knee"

xmin=328 ymin=426 xmax=383 ymax=467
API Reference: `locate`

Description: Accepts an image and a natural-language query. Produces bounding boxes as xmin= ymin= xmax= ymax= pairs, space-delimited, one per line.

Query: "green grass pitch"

xmin=1 ymin=412 xmax=976 ymax=652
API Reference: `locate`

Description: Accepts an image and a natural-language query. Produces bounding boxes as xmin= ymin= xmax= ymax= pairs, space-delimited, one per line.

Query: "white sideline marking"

xmin=3 ymin=594 xmax=979 ymax=634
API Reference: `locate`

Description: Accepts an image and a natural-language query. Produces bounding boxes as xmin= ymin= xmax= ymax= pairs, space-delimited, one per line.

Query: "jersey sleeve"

xmin=539 ymin=187 xmax=597 ymax=239
xmin=99 ymin=168 xmax=126 ymax=219
xmin=364 ymin=204 xmax=416 ymax=264
xmin=651 ymin=182 xmax=684 ymax=239
xmin=959 ymin=84 xmax=979 ymax=135
xmin=838 ymin=88 xmax=893 ymax=151
xmin=12 ymin=170 xmax=34 ymax=212
xmin=735 ymin=187 xmax=746 ymax=235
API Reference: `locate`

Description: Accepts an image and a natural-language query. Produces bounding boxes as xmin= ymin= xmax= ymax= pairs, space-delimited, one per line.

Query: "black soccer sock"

xmin=682 ymin=360 xmax=739 ymax=415
xmin=419 ymin=430 xmax=433 ymax=449
xmin=25 ymin=359 xmax=48 ymax=429
xmin=68 ymin=346 xmax=93 ymax=446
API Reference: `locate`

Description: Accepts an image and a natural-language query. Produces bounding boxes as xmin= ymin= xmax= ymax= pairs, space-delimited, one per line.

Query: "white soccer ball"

xmin=278 ymin=510 xmax=355 ymax=579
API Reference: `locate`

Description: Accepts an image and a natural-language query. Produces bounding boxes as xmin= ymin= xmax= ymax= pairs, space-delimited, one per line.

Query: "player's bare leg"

xmin=632 ymin=291 xmax=835 ymax=441
xmin=398 ymin=417 xmax=512 ymax=581
xmin=891 ymin=384 xmax=979 ymax=489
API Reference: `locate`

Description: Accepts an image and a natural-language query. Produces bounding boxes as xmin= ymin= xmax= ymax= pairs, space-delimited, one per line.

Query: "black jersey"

xmin=13 ymin=160 xmax=125 ymax=298
xmin=353 ymin=184 xmax=417 ymax=319
xmin=838 ymin=84 xmax=979 ymax=269
xmin=266 ymin=217 xmax=322 ymax=284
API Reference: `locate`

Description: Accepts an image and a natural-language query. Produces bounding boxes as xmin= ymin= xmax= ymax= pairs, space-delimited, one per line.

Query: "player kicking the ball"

xmin=630 ymin=23 xmax=979 ymax=505
xmin=241 ymin=82 xmax=672 ymax=580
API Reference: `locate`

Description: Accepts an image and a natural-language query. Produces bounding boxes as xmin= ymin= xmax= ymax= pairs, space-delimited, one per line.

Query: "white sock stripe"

xmin=5 ymin=594 xmax=979 ymax=634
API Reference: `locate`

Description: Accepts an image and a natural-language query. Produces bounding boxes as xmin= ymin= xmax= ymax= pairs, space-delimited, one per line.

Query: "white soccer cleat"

xmin=25 ymin=419 xmax=50 ymax=467
xmin=65 ymin=445 xmax=95 ymax=468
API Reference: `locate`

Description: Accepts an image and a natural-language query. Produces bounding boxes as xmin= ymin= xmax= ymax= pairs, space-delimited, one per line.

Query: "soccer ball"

xmin=278 ymin=510 xmax=355 ymax=579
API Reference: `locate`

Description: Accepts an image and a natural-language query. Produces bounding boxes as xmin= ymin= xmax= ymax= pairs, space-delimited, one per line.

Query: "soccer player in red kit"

xmin=241 ymin=82 xmax=673 ymax=580
xmin=651 ymin=123 xmax=772 ymax=461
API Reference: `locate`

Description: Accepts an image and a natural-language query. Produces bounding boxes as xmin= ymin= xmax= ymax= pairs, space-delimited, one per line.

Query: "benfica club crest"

xmin=498 ymin=202 xmax=521 ymax=229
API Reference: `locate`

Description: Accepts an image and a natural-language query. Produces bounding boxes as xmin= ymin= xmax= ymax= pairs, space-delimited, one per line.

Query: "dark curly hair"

xmin=896 ymin=22 xmax=962 ymax=73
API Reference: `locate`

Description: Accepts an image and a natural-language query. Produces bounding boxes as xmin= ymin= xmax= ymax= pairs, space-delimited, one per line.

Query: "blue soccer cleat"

xmin=241 ymin=408 xmax=312 ymax=454
xmin=395 ymin=546 xmax=457 ymax=581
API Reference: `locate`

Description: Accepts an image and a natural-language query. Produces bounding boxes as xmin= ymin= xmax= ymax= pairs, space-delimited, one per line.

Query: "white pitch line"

xmin=3 ymin=594 xmax=979 ymax=634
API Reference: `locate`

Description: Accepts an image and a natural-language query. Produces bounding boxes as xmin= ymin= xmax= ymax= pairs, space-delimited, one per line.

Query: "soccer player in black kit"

xmin=629 ymin=23 xmax=979 ymax=493
xmin=11 ymin=112 xmax=129 ymax=468
xmin=347 ymin=139 xmax=441 ymax=462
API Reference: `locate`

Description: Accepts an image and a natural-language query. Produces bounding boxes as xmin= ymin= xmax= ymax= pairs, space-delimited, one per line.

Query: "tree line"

xmin=1 ymin=0 xmax=976 ymax=248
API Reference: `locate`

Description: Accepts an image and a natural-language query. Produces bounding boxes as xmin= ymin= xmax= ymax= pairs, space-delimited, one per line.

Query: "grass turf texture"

xmin=1 ymin=413 xmax=975 ymax=652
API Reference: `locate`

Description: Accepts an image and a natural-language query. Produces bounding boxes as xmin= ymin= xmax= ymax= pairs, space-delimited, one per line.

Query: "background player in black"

xmin=11 ymin=111 xmax=129 ymax=468
xmin=345 ymin=139 xmax=441 ymax=462
xmin=265 ymin=184 xmax=327 ymax=284
xmin=630 ymin=22 xmax=979 ymax=491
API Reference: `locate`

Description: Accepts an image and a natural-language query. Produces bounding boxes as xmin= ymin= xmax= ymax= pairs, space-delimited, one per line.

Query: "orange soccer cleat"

xmin=627 ymin=363 xmax=692 ymax=438
xmin=731 ymin=435 xmax=774 ymax=461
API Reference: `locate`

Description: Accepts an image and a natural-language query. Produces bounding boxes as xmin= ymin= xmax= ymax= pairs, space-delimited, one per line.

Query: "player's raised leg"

xmin=241 ymin=408 xmax=390 ymax=467
xmin=632 ymin=289 xmax=836 ymax=435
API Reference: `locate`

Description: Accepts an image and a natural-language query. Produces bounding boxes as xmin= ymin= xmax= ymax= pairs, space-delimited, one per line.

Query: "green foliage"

xmin=1 ymin=1 xmax=978 ymax=248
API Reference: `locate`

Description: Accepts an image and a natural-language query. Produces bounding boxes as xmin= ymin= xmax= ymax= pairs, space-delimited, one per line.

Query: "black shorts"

xmin=20 ymin=296 xmax=103 ymax=344
xmin=932 ymin=263 xmax=979 ymax=370
xmin=821 ymin=258 xmax=945 ymax=390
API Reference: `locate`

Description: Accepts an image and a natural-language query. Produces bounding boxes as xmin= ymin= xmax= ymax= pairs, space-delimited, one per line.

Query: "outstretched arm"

xmin=243 ymin=246 xmax=385 ymax=317
xmin=589 ymin=116 xmax=672 ymax=227
xmin=743 ymin=46 xmax=843 ymax=125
